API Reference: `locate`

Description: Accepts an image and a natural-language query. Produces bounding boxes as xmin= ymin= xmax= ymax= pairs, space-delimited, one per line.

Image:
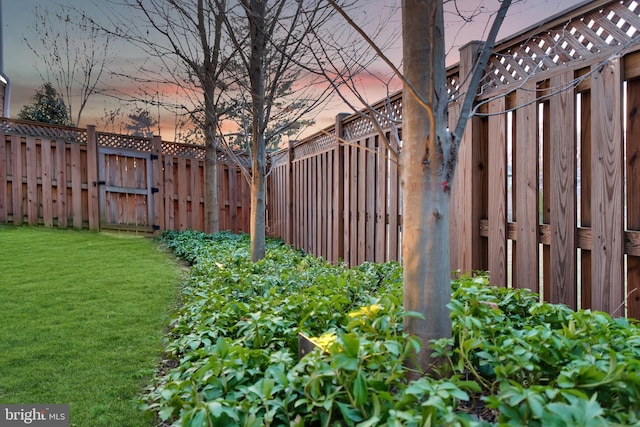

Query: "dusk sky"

xmin=2 ymin=0 xmax=586 ymax=141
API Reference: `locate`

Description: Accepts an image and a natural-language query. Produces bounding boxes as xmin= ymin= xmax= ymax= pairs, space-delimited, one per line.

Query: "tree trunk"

xmin=247 ymin=0 xmax=267 ymax=262
xmin=401 ymin=0 xmax=452 ymax=373
xmin=250 ymin=138 xmax=267 ymax=262
xmin=205 ymin=133 xmax=219 ymax=234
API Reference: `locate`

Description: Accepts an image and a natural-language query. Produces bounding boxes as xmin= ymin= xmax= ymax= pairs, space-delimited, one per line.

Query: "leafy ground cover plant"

xmin=144 ymin=230 xmax=640 ymax=426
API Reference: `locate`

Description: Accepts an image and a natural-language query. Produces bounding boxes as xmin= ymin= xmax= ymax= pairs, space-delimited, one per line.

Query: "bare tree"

xmin=219 ymin=0 xmax=337 ymax=262
xmin=24 ymin=5 xmax=111 ymax=126
xmin=307 ymin=0 xmax=513 ymax=372
xmin=94 ymin=0 xmax=237 ymax=233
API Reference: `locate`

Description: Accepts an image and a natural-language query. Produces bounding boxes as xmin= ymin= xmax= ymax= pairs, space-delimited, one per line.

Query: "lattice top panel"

xmin=0 ymin=118 xmax=87 ymax=143
xmin=162 ymin=141 xmax=206 ymax=160
xmin=342 ymin=95 xmax=403 ymax=140
xmin=98 ymin=132 xmax=151 ymax=151
xmin=271 ymin=150 xmax=289 ymax=167
xmin=293 ymin=130 xmax=336 ymax=159
xmin=480 ymin=0 xmax=640 ymax=93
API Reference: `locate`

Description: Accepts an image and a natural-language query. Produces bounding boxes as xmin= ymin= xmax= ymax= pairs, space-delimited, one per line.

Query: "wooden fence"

xmin=267 ymin=0 xmax=640 ymax=318
xmin=0 ymin=119 xmax=250 ymax=234
xmin=3 ymin=0 xmax=640 ymax=318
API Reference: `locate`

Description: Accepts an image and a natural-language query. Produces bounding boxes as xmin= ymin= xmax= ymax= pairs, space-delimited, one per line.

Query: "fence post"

xmin=152 ymin=136 xmax=164 ymax=233
xmin=450 ymin=41 xmax=485 ymax=273
xmin=86 ymin=125 xmax=100 ymax=231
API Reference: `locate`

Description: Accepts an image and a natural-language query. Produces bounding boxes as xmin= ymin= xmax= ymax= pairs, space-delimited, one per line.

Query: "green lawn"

xmin=0 ymin=226 xmax=183 ymax=427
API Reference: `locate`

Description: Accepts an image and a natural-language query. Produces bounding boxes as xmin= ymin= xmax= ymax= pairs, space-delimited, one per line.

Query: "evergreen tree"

xmin=18 ymin=82 xmax=72 ymax=126
xmin=124 ymin=107 xmax=157 ymax=137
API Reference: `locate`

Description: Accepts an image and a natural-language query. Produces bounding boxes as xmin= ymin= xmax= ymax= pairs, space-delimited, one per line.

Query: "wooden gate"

xmin=97 ymin=146 xmax=157 ymax=233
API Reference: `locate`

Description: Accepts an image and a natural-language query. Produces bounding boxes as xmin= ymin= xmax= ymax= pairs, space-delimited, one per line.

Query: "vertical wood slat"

xmin=366 ymin=137 xmax=375 ymax=261
xmin=350 ymin=144 xmax=358 ymax=267
xmin=487 ymin=97 xmax=508 ymax=288
xmin=448 ymin=99 xmax=462 ymax=271
xmin=343 ymin=144 xmax=351 ymax=264
xmin=228 ymin=163 xmax=237 ymax=232
xmin=0 ymin=135 xmax=6 ymax=222
xmin=70 ymin=143 xmax=83 ymax=229
xmin=375 ymin=136 xmax=386 ymax=263
xmin=327 ymin=150 xmax=334 ymax=262
xmin=178 ymin=157 xmax=188 ymax=230
xmin=580 ymin=90 xmax=593 ymax=310
xmin=152 ymin=136 xmax=164 ymax=231
xmin=317 ymin=154 xmax=323 ymax=257
xmin=26 ymin=136 xmax=37 ymax=224
xmin=357 ymin=140 xmax=366 ymax=265
xmin=41 ymin=139 xmax=53 ymax=227
xmin=194 ymin=160 xmax=204 ymax=231
xmin=57 ymin=141 xmax=68 ymax=228
xmin=332 ymin=145 xmax=344 ymax=263
xmin=287 ymin=143 xmax=294 ymax=245
xmin=188 ymin=159 xmax=196 ymax=229
xmin=591 ymin=59 xmax=625 ymax=314
xmin=542 ymin=97 xmax=551 ymax=301
xmin=510 ymin=93 xmax=519 ymax=288
xmin=86 ymin=126 xmax=100 ymax=230
xmin=164 ymin=156 xmax=175 ymax=231
xmin=243 ymin=169 xmax=251 ymax=233
xmin=514 ymin=85 xmax=539 ymax=292
xmin=550 ymin=72 xmax=577 ymax=309
xmin=388 ymin=136 xmax=399 ymax=262
xmin=626 ymin=77 xmax=640 ymax=318
xmin=310 ymin=156 xmax=317 ymax=255
xmin=11 ymin=135 xmax=22 ymax=224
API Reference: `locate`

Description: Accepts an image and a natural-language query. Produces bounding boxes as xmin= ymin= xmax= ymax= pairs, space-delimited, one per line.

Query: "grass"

xmin=0 ymin=226 xmax=183 ymax=427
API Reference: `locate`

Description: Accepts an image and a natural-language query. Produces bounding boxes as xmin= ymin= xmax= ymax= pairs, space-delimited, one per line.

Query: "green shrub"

xmin=142 ymin=231 xmax=640 ymax=426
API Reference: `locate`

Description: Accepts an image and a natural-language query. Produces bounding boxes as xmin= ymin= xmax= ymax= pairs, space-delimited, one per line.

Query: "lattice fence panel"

xmin=481 ymin=0 xmax=640 ymax=92
xmin=0 ymin=119 xmax=87 ymax=143
xmin=98 ymin=132 xmax=151 ymax=151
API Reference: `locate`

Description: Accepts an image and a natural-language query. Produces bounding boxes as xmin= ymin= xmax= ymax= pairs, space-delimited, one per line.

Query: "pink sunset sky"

xmin=2 ymin=0 xmax=586 ymax=141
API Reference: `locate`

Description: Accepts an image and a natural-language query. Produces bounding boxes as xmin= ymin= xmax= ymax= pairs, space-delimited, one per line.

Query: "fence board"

xmin=152 ymin=137 xmax=163 ymax=232
xmin=11 ymin=135 xmax=22 ymax=224
xmin=70 ymin=143 xmax=83 ymax=228
xmin=177 ymin=157 xmax=188 ymax=230
xmin=86 ymin=127 xmax=99 ymax=230
xmin=487 ymin=97 xmax=507 ymax=288
xmin=358 ymin=140 xmax=366 ymax=265
xmin=591 ymin=59 xmax=625 ymax=314
xmin=627 ymin=77 xmax=640 ymax=318
xmin=0 ymin=135 xmax=6 ymax=222
xmin=366 ymin=137 xmax=375 ymax=261
xmin=580 ymin=89 xmax=593 ymax=309
xmin=164 ymin=156 xmax=175 ymax=230
xmin=56 ymin=141 xmax=67 ymax=228
xmin=542 ymin=95 xmax=551 ymax=301
xmin=550 ymin=72 xmax=577 ymax=309
xmin=41 ymin=139 xmax=53 ymax=227
xmin=514 ymin=85 xmax=539 ymax=292
xmin=26 ymin=136 xmax=37 ymax=224
xmin=350 ymin=144 xmax=358 ymax=266
xmin=388 ymin=137 xmax=399 ymax=262
xmin=375 ymin=136 xmax=387 ymax=263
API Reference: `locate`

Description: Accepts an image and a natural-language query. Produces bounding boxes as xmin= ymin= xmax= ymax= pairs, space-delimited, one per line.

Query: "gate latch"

xmin=93 ymin=180 xmax=106 ymax=187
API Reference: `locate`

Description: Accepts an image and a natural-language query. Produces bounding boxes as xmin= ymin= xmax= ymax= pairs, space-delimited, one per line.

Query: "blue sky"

xmin=1 ymin=0 xmax=585 ymax=140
